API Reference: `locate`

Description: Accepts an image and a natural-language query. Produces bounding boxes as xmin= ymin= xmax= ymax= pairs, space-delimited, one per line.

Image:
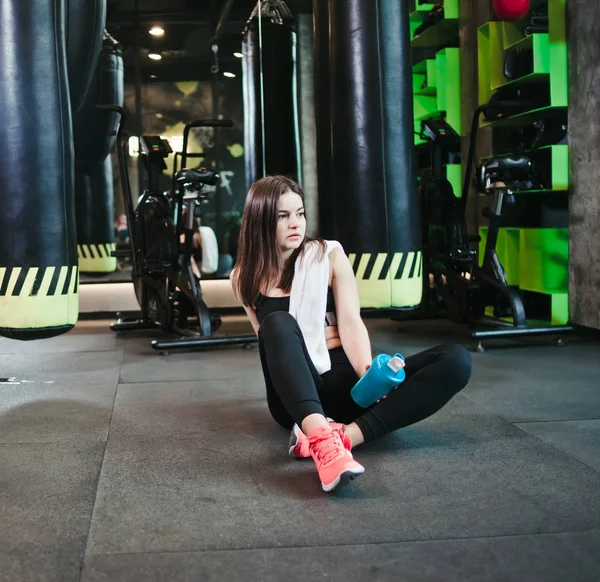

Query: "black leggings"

xmin=258 ymin=311 xmax=472 ymax=443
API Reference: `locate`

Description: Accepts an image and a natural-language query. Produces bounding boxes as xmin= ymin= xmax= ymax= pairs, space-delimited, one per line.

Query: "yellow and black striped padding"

xmin=0 ymin=266 xmax=79 ymax=333
xmin=77 ymin=243 xmax=117 ymax=273
xmin=348 ymin=251 xmax=423 ymax=309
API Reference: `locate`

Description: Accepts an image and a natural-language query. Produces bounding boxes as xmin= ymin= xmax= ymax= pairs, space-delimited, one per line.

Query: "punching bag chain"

xmin=250 ymin=0 xmax=293 ymax=25
xmin=211 ymin=43 xmax=220 ymax=74
xmin=104 ymin=29 xmax=120 ymax=46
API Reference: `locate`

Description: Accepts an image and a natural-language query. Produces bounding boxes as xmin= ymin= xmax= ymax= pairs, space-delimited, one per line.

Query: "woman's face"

xmin=276 ymin=191 xmax=306 ymax=255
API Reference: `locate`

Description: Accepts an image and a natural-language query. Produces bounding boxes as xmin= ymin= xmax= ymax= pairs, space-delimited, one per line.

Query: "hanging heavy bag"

xmin=0 ymin=0 xmax=81 ymax=340
xmin=322 ymin=0 xmax=422 ymax=309
xmin=67 ymin=0 xmax=107 ymax=112
xmin=241 ymin=0 xmax=301 ymax=191
xmin=75 ymin=158 xmax=117 ymax=273
xmin=73 ymin=32 xmax=124 ymax=273
xmin=74 ymin=32 xmax=124 ymax=163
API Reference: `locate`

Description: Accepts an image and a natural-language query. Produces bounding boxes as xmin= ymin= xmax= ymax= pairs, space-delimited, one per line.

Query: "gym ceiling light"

xmin=148 ymin=53 xmax=162 ymax=60
xmin=149 ymin=26 xmax=165 ymax=36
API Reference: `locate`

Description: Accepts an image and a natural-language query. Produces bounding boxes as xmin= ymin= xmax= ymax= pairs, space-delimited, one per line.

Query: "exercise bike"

xmin=421 ymin=103 xmax=574 ymax=349
xmin=107 ymin=107 xmax=256 ymax=353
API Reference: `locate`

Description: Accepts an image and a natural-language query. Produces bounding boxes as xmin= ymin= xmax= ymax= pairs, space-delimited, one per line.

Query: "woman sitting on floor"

xmin=231 ymin=175 xmax=472 ymax=492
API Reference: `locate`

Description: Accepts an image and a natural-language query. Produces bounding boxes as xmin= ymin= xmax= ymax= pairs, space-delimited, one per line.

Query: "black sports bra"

xmin=255 ymin=287 xmax=337 ymax=327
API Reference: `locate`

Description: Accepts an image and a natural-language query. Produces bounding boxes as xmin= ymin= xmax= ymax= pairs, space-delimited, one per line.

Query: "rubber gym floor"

xmin=1 ymin=315 xmax=600 ymax=581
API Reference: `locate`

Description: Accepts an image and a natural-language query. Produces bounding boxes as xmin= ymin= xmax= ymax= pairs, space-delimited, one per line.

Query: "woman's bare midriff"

xmin=325 ymin=325 xmax=342 ymax=350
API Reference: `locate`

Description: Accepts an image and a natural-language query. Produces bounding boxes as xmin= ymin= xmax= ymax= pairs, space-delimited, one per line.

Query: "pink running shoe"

xmin=288 ymin=418 xmax=352 ymax=458
xmin=307 ymin=425 xmax=364 ymax=492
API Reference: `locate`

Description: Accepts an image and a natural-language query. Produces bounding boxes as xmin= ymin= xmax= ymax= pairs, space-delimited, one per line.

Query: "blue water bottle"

xmin=350 ymin=353 xmax=406 ymax=408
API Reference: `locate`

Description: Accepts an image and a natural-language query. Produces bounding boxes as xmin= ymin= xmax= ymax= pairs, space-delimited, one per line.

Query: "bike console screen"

xmin=140 ymin=136 xmax=173 ymax=160
xmin=140 ymin=136 xmax=173 ymax=187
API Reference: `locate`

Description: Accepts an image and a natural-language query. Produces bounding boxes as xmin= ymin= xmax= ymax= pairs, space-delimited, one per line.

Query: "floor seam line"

xmin=117 ymin=377 xmax=248 ymax=385
xmin=84 ymin=527 xmax=600 ymax=559
xmin=457 ymin=393 xmax=516 ymax=424
xmin=458 ymin=393 xmax=599 ymax=426
xmin=0 ymin=440 xmax=109 ymax=446
xmin=78 ymin=367 xmax=122 ymax=582
xmin=512 ymin=424 xmax=600 ymax=475
xmin=439 ymin=393 xmax=600 ymax=474
xmin=513 ymin=418 xmax=600 ymax=424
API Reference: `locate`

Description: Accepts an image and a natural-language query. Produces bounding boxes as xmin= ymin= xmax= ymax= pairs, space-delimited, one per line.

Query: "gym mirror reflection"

xmin=80 ymin=2 xmax=247 ymax=290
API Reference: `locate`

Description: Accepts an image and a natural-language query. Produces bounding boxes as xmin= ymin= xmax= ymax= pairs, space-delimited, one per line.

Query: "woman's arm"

xmin=241 ymin=304 xmax=260 ymax=336
xmin=330 ymin=248 xmax=373 ymax=378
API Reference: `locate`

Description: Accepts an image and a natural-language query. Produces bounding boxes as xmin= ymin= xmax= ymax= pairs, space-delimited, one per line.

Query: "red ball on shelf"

xmin=493 ymin=0 xmax=531 ymax=22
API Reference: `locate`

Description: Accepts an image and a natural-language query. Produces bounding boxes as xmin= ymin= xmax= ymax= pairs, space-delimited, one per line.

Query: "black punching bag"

xmin=241 ymin=27 xmax=259 ymax=193
xmin=242 ymin=0 xmax=301 ymax=191
xmin=0 ymin=0 xmax=78 ymax=340
xmin=322 ymin=0 xmax=421 ymax=309
xmin=74 ymin=32 xmax=124 ymax=273
xmin=67 ymin=0 xmax=106 ymax=112
xmin=312 ymin=0 xmax=336 ymax=240
xmin=75 ymin=158 xmax=115 ymax=272
xmin=379 ymin=1 xmax=421 ymax=309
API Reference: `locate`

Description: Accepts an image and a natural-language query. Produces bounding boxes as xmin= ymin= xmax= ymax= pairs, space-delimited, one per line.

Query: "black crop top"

xmin=255 ymin=286 xmax=337 ymax=327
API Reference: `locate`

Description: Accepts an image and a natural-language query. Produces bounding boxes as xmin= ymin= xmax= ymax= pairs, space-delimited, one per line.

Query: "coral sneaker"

xmin=288 ymin=418 xmax=352 ymax=458
xmin=307 ymin=425 xmax=364 ymax=492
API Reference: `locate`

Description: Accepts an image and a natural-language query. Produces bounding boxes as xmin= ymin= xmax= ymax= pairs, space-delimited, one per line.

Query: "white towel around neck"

xmin=288 ymin=239 xmax=343 ymax=374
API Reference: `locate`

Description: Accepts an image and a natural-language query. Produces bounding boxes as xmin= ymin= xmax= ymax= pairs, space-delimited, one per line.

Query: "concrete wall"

xmin=567 ymin=0 xmax=600 ymax=330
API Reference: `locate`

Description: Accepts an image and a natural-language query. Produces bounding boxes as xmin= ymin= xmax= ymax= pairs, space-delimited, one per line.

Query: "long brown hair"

xmin=233 ymin=175 xmax=324 ymax=308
